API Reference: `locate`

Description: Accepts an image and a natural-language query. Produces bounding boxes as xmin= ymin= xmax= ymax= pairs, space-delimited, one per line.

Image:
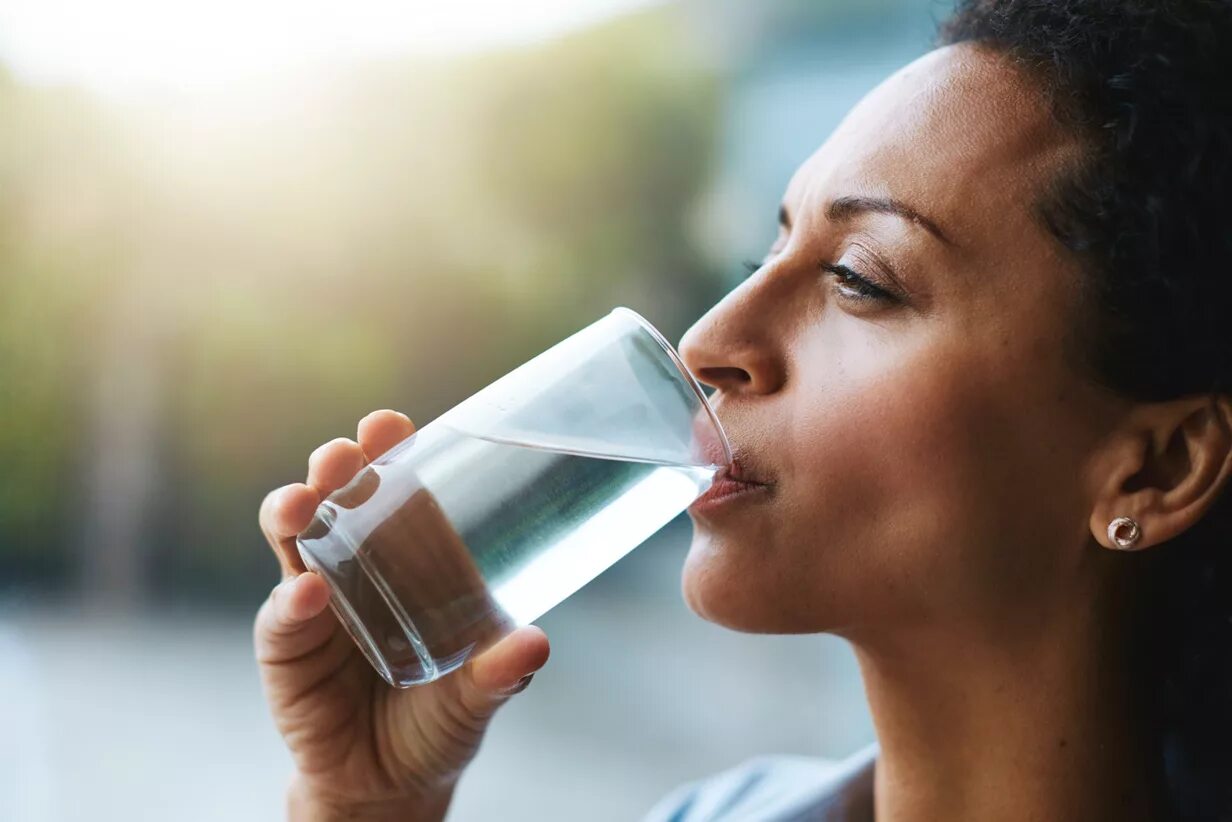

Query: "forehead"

xmin=786 ymin=44 xmax=1080 ymax=248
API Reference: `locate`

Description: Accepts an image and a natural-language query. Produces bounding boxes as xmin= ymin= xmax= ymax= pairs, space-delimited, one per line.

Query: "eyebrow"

xmin=779 ymin=196 xmax=955 ymax=246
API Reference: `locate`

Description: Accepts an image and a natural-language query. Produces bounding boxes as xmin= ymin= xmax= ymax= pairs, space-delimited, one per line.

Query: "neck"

xmin=850 ymin=577 xmax=1167 ymax=822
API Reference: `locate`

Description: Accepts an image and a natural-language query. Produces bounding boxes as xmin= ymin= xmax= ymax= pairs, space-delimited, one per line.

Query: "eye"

xmin=824 ymin=263 xmax=896 ymax=303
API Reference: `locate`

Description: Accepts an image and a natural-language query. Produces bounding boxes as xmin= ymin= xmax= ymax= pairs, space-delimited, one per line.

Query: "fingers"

xmin=455 ymin=626 xmax=551 ymax=721
xmin=357 ymin=409 xmax=416 ymax=463
xmin=261 ymin=437 xmax=363 ymax=575
xmin=260 ymin=483 xmax=320 ymax=576
xmin=254 ymin=572 xmax=340 ymax=668
xmin=307 ymin=437 xmax=366 ymax=491
xmin=257 ymin=412 xmax=415 ymax=655
xmin=260 ymin=412 xmax=412 ymax=578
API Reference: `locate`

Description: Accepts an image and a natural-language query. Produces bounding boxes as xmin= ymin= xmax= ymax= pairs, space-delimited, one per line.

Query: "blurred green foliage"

xmin=0 ymin=8 xmax=727 ymax=605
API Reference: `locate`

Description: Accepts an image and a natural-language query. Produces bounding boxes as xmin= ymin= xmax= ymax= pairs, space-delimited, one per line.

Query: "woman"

xmin=255 ymin=1 xmax=1232 ymax=819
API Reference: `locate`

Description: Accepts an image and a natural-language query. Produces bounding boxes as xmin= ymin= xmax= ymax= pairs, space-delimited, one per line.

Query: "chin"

xmin=680 ymin=532 xmax=778 ymax=632
xmin=681 ymin=528 xmax=850 ymax=635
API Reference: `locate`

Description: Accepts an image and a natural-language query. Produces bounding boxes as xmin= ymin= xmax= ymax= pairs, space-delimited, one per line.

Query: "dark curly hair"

xmin=939 ymin=1 xmax=1232 ymax=819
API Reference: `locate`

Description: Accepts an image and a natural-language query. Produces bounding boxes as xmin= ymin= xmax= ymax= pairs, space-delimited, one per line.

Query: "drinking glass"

xmin=296 ymin=307 xmax=732 ymax=687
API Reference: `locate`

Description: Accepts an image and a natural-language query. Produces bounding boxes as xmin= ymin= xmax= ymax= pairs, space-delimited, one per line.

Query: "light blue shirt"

xmin=643 ymin=744 xmax=878 ymax=822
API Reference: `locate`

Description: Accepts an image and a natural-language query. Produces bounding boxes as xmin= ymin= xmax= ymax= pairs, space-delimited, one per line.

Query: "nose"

xmin=678 ymin=284 xmax=787 ymax=398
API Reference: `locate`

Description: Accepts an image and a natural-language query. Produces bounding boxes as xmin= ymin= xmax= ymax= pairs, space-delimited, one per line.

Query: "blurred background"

xmin=0 ymin=1 xmax=946 ymax=819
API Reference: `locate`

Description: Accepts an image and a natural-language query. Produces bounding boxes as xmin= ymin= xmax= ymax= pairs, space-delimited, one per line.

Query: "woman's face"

xmin=678 ymin=44 xmax=1129 ymax=641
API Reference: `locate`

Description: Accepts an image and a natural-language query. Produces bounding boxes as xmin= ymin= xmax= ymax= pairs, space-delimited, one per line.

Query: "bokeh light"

xmin=0 ymin=2 xmax=941 ymax=819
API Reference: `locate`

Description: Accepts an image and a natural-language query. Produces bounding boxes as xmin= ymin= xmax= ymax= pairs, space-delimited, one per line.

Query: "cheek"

xmin=681 ymin=342 xmax=981 ymax=632
xmin=791 ymin=358 xmax=993 ymax=616
xmin=683 ymin=329 xmax=1088 ymax=633
xmin=790 ymin=333 xmax=1090 ymax=627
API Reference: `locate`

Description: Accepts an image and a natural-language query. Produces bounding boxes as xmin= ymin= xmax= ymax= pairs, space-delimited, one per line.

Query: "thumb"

xmin=453 ymin=626 xmax=551 ymax=721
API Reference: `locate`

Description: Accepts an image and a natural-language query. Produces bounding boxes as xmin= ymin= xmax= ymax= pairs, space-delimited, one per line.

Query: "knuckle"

xmin=453 ymin=669 xmax=500 ymax=724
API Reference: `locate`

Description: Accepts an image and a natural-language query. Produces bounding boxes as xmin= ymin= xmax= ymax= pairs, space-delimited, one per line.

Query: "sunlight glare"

xmin=0 ymin=0 xmax=662 ymax=97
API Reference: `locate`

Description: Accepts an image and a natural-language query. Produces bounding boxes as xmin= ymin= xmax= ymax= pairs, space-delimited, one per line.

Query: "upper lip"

xmin=719 ymin=458 xmax=768 ymax=486
xmin=692 ymin=405 xmax=771 ymax=486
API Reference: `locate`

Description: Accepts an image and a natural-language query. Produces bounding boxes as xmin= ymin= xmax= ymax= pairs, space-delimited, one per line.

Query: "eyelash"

xmin=741 ymin=259 xmax=896 ymax=303
xmin=823 ymin=263 xmax=895 ymax=302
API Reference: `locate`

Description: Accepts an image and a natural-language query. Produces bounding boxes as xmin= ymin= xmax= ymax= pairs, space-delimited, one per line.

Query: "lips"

xmin=689 ymin=458 xmax=770 ymax=515
xmin=709 ymin=460 xmax=769 ymax=493
xmin=688 ymin=404 xmax=771 ymax=514
xmin=722 ymin=459 xmax=766 ymax=485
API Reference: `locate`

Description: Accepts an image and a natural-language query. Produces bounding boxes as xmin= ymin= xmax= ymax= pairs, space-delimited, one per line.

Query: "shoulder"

xmin=643 ymin=744 xmax=878 ymax=822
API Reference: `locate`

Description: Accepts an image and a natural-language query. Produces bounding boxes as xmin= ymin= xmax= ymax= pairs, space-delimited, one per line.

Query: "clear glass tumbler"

xmin=296 ymin=307 xmax=732 ymax=687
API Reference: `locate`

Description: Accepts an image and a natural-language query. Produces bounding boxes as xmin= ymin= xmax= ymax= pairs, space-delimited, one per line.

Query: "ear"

xmin=1087 ymin=394 xmax=1232 ymax=550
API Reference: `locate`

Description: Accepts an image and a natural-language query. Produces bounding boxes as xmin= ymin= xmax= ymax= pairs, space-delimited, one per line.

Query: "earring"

xmin=1107 ymin=516 xmax=1143 ymax=550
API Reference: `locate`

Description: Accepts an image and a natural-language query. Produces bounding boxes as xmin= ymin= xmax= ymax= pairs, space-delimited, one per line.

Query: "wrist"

xmin=287 ymin=776 xmax=455 ymax=822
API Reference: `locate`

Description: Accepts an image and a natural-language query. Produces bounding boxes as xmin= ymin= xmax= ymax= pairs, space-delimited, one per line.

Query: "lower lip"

xmin=688 ymin=475 xmax=769 ymax=516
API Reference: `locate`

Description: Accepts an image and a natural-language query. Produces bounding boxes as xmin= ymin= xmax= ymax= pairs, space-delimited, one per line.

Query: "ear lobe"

xmin=1086 ymin=431 xmax=1151 ymax=549
xmin=1089 ymin=394 xmax=1232 ymax=551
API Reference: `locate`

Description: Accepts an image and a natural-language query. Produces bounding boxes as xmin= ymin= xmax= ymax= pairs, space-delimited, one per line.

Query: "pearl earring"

xmin=1107 ymin=516 xmax=1143 ymax=550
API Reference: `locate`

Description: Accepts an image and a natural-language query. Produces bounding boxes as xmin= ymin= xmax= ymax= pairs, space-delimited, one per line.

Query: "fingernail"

xmin=503 ymin=673 xmax=534 ymax=695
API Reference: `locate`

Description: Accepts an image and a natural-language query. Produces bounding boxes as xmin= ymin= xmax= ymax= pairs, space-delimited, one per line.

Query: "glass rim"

xmin=610 ymin=306 xmax=733 ymax=468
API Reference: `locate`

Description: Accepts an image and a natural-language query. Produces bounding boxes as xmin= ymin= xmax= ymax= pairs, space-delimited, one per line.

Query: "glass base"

xmin=297 ymin=505 xmax=440 ymax=688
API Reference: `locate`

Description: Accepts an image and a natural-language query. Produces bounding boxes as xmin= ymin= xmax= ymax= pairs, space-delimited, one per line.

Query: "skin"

xmin=257 ymin=410 xmax=551 ymax=821
xmin=257 ymin=43 xmax=1232 ymax=821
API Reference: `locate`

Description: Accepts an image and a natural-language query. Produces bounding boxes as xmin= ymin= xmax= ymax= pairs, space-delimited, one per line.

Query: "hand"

xmin=256 ymin=410 xmax=551 ymax=821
